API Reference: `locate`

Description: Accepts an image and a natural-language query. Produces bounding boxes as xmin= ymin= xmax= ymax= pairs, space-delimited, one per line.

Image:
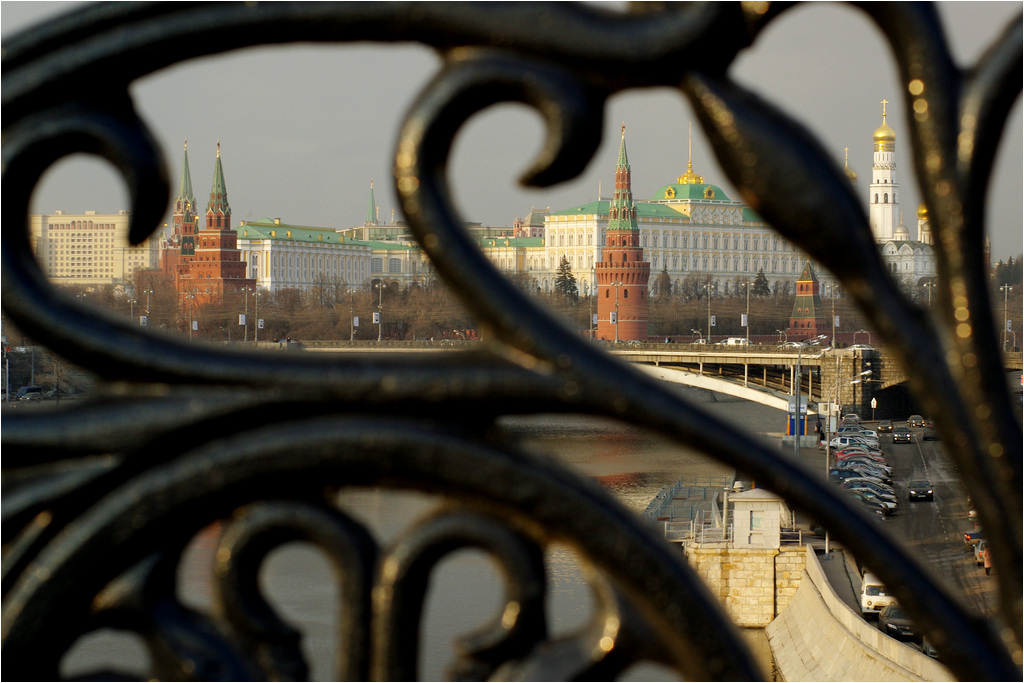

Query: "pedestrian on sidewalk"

xmin=983 ymin=544 xmax=993 ymax=575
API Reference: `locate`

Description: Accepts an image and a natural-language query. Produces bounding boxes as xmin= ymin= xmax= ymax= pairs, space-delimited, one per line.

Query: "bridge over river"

xmin=302 ymin=341 xmax=1022 ymax=419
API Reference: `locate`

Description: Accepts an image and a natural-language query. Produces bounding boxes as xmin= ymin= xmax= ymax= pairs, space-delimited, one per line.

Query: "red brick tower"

xmin=161 ymin=141 xmax=198 ymax=280
xmin=596 ymin=125 xmax=650 ymax=341
xmin=177 ymin=142 xmax=254 ymax=305
xmin=787 ymin=260 xmax=828 ymax=340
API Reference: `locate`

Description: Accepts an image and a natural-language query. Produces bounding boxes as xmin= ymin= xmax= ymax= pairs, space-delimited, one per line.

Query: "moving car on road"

xmin=877 ymin=604 xmax=919 ymax=642
xmin=877 ymin=420 xmax=893 ymax=433
xmin=907 ymin=480 xmax=934 ymax=501
xmin=892 ymin=426 xmax=913 ymax=443
xmin=908 ymin=414 xmax=926 ymax=427
xmin=860 ymin=572 xmax=896 ymax=613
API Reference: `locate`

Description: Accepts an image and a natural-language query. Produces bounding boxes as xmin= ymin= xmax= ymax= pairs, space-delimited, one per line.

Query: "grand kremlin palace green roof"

xmin=237 ymin=218 xmax=415 ymax=250
xmin=549 ymin=183 xmax=763 ymax=223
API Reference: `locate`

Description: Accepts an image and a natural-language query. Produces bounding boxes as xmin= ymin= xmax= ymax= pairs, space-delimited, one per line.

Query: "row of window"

xmin=549 ymin=229 xmax=791 ymax=252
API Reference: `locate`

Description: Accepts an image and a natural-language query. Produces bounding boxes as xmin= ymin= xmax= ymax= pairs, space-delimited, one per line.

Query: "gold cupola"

xmin=874 ymin=99 xmax=896 ymax=149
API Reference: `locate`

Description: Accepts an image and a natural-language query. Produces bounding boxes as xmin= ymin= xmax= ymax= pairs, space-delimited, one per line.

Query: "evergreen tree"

xmin=752 ymin=268 xmax=772 ymax=296
xmin=656 ymin=268 xmax=672 ymax=299
xmin=554 ymin=256 xmax=579 ymax=300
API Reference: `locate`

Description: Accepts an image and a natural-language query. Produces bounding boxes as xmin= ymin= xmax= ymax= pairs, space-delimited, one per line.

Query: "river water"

xmin=64 ymin=387 xmax=783 ymax=680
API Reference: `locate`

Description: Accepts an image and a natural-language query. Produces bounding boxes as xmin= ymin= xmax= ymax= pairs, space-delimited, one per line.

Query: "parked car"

xmin=907 ymin=480 xmax=934 ymax=501
xmin=892 ymin=427 xmax=913 ymax=443
xmin=15 ymin=385 xmax=43 ymax=401
xmin=836 ymin=426 xmax=879 ymax=439
xmin=860 ymin=572 xmax=896 ymax=613
xmin=841 ymin=413 xmax=861 ymax=424
xmin=877 ymin=604 xmax=919 ymax=642
xmin=963 ymin=528 xmax=984 ymax=548
xmin=877 ymin=420 xmax=894 ymax=433
xmin=830 ymin=435 xmax=880 ymax=449
xmin=841 ymin=479 xmax=897 ymax=498
xmin=908 ymin=414 xmax=926 ymax=427
xmin=974 ymin=539 xmax=988 ymax=566
xmin=849 ymin=343 xmax=875 ymax=351
xmin=841 ymin=483 xmax=899 ymax=505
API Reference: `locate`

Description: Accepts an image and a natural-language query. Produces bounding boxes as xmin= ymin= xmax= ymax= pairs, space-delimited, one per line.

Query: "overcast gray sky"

xmin=4 ymin=2 xmax=1022 ymax=260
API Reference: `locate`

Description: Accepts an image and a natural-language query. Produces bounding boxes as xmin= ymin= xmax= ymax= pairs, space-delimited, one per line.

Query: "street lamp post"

xmin=742 ymin=282 xmax=750 ymax=346
xmin=612 ymin=281 xmax=622 ymax=343
xmin=793 ymin=335 xmax=828 ymax=461
xmin=776 ymin=329 xmax=787 ymax=345
xmin=691 ymin=328 xmax=703 ymax=344
xmin=376 ymin=282 xmax=385 ymax=342
xmin=243 ymin=288 xmax=250 ymax=343
xmin=254 ymin=290 xmax=261 ymax=343
xmin=706 ymin=283 xmax=712 ymax=342
xmin=999 ymin=284 xmax=1007 ymax=350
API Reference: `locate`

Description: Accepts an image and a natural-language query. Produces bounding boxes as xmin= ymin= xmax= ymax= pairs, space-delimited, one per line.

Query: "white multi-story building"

xmin=30 ymin=210 xmax=160 ymax=286
xmin=236 ymin=217 xmax=371 ymax=293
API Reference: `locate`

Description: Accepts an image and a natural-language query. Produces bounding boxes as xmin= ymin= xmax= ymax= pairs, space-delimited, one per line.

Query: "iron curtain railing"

xmin=2 ymin=3 xmax=1021 ymax=680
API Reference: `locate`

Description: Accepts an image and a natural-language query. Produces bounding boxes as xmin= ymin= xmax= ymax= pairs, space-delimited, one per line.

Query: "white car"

xmin=830 ymin=436 xmax=880 ymax=449
xmin=836 ymin=426 xmax=878 ymax=438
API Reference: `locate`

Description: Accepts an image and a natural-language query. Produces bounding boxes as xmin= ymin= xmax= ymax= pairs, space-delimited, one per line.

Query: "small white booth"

xmin=731 ymin=489 xmax=792 ymax=549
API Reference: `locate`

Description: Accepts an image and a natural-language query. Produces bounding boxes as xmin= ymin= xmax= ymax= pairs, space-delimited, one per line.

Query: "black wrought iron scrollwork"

xmin=3 ymin=2 xmax=1020 ymax=680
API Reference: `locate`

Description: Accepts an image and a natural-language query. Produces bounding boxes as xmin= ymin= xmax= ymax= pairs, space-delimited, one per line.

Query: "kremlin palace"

xmin=29 ymin=104 xmax=942 ymax=338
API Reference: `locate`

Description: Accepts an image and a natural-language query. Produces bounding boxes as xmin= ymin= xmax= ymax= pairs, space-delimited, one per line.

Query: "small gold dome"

xmin=845 ymin=166 xmax=858 ymax=183
xmin=917 ymin=203 xmax=928 ymax=218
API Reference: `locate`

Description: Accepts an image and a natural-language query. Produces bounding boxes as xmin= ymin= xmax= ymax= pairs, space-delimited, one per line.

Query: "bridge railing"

xmin=3 ymin=3 xmax=1020 ymax=680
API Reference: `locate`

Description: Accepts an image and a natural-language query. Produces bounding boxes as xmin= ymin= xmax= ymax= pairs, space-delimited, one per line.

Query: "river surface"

xmin=63 ymin=387 xmax=784 ymax=680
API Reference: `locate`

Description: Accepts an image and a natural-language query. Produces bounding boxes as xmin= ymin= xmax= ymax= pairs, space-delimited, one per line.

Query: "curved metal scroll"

xmin=2 ymin=2 xmax=1020 ymax=680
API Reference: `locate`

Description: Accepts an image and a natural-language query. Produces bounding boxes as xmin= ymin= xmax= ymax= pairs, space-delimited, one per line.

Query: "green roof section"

xmin=237 ymin=218 xmax=346 ymax=244
xmin=478 ymin=236 xmax=545 ymax=248
xmin=550 ymin=200 xmax=610 ymax=216
xmin=649 ymin=183 xmax=732 ymax=202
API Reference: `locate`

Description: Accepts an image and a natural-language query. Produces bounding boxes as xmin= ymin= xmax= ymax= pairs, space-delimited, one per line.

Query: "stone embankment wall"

xmin=766 ymin=547 xmax=953 ymax=681
xmin=684 ymin=545 xmax=805 ymax=627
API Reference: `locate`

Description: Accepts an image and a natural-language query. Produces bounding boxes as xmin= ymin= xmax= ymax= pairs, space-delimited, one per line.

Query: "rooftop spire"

xmin=207 ymin=142 xmax=230 ymax=216
xmin=677 ymin=121 xmax=704 ymax=185
xmin=366 ymin=179 xmax=378 ymax=225
xmin=176 ymin=140 xmax=195 ymax=206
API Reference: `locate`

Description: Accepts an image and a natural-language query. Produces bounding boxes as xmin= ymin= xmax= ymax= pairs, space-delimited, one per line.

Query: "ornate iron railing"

xmin=3 ymin=2 xmax=1020 ymax=680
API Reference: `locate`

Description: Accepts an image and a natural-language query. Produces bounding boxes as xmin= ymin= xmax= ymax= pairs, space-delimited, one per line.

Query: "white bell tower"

xmin=869 ymin=100 xmax=899 ymax=241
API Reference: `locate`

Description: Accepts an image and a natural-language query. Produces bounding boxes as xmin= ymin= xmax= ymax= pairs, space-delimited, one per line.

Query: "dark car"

xmin=922 ymin=425 xmax=939 ymax=440
xmin=877 ymin=604 xmax=919 ymax=642
xmin=907 ymin=480 xmax=934 ymax=501
xmin=963 ymin=528 xmax=984 ymax=548
xmin=908 ymin=414 xmax=926 ymax=428
xmin=892 ymin=427 xmax=912 ymax=443
xmin=877 ymin=420 xmax=893 ymax=433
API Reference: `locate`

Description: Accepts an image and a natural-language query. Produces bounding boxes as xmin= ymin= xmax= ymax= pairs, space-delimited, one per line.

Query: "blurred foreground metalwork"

xmin=3 ymin=3 xmax=1020 ymax=679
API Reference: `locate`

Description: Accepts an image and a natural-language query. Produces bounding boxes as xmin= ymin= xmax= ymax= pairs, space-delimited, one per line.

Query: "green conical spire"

xmin=207 ymin=141 xmax=230 ymax=215
xmin=366 ymin=179 xmax=377 ymax=225
xmin=607 ymin=124 xmax=638 ymax=232
xmin=616 ymin=124 xmax=630 ymax=170
xmin=176 ymin=140 xmax=195 ymax=207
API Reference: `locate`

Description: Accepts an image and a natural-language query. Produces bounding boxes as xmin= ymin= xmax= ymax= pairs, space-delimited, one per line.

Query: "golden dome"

xmin=917 ymin=203 xmax=928 ymax=218
xmin=874 ymin=99 xmax=895 ymax=143
xmin=873 ymin=119 xmax=896 ymax=143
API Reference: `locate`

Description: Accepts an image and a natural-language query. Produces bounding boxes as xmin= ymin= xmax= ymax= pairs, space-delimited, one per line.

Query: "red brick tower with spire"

xmin=176 ymin=142 xmax=254 ymax=305
xmin=596 ymin=125 xmax=650 ymax=341
xmin=161 ymin=140 xmax=198 ymax=280
xmin=787 ymin=260 xmax=828 ymax=340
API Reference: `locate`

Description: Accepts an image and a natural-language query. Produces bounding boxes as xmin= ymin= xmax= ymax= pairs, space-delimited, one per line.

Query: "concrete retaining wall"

xmin=766 ymin=547 xmax=953 ymax=681
xmin=684 ymin=545 xmax=805 ymax=627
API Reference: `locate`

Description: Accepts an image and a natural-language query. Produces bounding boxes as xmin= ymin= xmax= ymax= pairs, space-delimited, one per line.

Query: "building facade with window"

xmin=237 ymin=218 xmax=371 ymax=293
xmin=30 ymin=210 xmax=160 ymax=286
